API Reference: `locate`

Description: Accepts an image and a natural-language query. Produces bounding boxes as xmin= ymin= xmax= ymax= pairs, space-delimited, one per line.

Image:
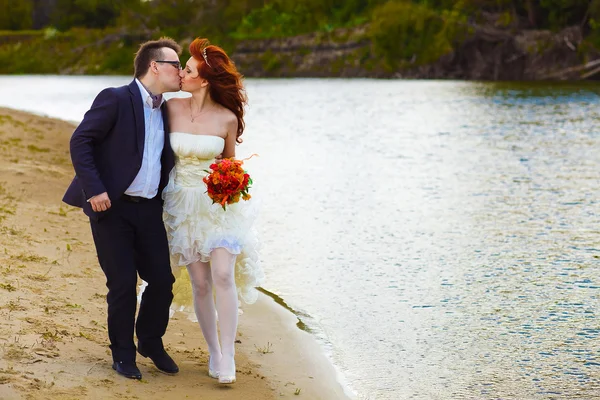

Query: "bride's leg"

xmin=186 ymin=260 xmax=221 ymax=374
xmin=210 ymin=248 xmax=238 ymax=382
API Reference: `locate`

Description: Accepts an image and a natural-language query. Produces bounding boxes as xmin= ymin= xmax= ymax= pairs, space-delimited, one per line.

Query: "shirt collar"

xmin=135 ymin=78 xmax=164 ymax=109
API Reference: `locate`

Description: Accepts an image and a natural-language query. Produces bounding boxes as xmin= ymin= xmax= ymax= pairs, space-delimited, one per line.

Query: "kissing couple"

xmin=63 ymin=36 xmax=264 ymax=384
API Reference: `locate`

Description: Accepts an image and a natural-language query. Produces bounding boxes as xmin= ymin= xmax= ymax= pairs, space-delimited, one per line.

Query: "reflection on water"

xmin=258 ymin=287 xmax=313 ymax=333
xmin=0 ymin=76 xmax=599 ymax=399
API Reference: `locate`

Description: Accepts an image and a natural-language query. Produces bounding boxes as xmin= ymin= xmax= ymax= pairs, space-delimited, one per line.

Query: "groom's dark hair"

xmin=134 ymin=37 xmax=182 ymax=78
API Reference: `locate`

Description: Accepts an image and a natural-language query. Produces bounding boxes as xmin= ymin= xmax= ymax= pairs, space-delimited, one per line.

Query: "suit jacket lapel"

xmin=161 ymin=102 xmax=170 ymax=136
xmin=128 ymin=80 xmax=145 ymax=157
xmin=160 ymin=102 xmax=175 ymax=169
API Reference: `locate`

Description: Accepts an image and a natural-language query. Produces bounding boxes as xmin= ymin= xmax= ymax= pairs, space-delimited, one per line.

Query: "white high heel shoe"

xmin=208 ymin=356 xmax=219 ymax=379
xmin=218 ymin=356 xmax=236 ymax=384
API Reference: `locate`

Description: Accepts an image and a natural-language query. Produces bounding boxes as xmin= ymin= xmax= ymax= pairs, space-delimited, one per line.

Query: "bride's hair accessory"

xmin=202 ymin=47 xmax=211 ymax=68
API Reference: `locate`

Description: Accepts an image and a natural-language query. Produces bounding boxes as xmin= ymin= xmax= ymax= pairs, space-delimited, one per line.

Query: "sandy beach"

xmin=0 ymin=107 xmax=347 ymax=400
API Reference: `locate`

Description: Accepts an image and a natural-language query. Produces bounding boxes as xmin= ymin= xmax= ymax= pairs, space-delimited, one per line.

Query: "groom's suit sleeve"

xmin=70 ymin=88 xmax=117 ymax=200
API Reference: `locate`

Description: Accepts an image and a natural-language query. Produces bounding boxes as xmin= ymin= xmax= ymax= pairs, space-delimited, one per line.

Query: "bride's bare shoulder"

xmin=166 ymin=97 xmax=187 ymax=108
xmin=215 ymin=104 xmax=236 ymax=122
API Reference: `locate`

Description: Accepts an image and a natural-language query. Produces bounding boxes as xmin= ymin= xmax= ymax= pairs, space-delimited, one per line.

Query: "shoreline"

xmin=241 ymin=291 xmax=352 ymax=399
xmin=0 ymin=107 xmax=348 ymax=399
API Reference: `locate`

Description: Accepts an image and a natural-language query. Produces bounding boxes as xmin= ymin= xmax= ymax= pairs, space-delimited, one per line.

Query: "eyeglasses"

xmin=154 ymin=60 xmax=182 ymax=70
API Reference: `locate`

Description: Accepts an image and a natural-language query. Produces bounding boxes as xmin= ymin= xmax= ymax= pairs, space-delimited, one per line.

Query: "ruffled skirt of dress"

xmin=160 ymin=169 xmax=264 ymax=319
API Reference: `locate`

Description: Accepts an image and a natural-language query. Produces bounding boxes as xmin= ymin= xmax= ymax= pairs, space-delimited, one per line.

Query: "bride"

xmin=163 ymin=37 xmax=263 ymax=384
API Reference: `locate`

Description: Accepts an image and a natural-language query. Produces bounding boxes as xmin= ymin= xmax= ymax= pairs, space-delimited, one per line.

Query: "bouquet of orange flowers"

xmin=203 ymin=157 xmax=253 ymax=210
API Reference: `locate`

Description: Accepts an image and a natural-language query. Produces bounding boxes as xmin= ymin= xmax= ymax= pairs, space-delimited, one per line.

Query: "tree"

xmin=526 ymin=0 xmax=539 ymax=28
xmin=0 ymin=0 xmax=33 ymax=30
xmin=32 ymin=0 xmax=57 ymax=29
xmin=51 ymin=0 xmax=141 ymax=30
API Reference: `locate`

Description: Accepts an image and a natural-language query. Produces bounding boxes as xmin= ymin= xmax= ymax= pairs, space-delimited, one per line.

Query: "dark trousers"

xmin=90 ymin=196 xmax=174 ymax=362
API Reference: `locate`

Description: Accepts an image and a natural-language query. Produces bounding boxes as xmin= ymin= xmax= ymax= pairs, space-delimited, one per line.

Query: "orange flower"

xmin=203 ymin=156 xmax=255 ymax=211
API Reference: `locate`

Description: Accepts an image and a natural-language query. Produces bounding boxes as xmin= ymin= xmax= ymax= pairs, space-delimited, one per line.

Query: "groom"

xmin=63 ymin=38 xmax=182 ymax=380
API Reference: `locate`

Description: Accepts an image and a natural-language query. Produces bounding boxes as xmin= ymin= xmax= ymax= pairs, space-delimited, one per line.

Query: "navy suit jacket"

xmin=63 ymin=80 xmax=175 ymax=221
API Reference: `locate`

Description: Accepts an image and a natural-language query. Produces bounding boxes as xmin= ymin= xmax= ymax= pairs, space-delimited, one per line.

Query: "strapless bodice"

xmin=170 ymin=132 xmax=225 ymax=160
xmin=170 ymin=132 xmax=224 ymax=187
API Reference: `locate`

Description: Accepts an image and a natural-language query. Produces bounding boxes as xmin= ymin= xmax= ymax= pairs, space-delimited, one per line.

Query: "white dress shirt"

xmin=125 ymin=79 xmax=166 ymax=199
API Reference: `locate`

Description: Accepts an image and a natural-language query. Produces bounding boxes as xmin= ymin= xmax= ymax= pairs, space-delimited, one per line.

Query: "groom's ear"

xmin=149 ymin=61 xmax=159 ymax=75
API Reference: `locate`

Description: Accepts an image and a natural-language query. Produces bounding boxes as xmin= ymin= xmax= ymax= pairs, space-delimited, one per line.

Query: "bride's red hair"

xmin=189 ymin=38 xmax=248 ymax=143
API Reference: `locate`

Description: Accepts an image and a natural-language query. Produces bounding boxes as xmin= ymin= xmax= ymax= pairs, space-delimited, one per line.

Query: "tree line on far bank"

xmin=1 ymin=0 xmax=600 ymax=72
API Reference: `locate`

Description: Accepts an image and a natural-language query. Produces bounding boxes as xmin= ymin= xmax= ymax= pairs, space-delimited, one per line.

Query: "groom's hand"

xmin=90 ymin=192 xmax=111 ymax=212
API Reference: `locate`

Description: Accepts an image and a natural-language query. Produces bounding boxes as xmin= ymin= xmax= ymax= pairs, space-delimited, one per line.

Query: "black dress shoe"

xmin=112 ymin=361 xmax=142 ymax=380
xmin=138 ymin=347 xmax=179 ymax=374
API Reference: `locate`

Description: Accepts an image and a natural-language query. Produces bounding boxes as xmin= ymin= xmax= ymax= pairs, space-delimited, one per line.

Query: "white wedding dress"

xmin=160 ymin=132 xmax=263 ymax=317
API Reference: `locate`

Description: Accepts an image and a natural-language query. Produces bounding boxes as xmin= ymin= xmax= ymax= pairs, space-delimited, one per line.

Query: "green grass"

xmin=0 ymin=283 xmax=16 ymax=292
xmin=26 ymin=144 xmax=50 ymax=153
xmin=0 ymin=28 xmax=137 ymax=75
xmin=0 ymin=30 xmax=45 ymax=36
xmin=254 ymin=342 xmax=274 ymax=354
xmin=10 ymin=253 xmax=48 ymax=263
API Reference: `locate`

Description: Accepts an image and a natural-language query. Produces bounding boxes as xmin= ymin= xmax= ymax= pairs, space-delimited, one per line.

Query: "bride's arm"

xmin=221 ymin=115 xmax=238 ymax=159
